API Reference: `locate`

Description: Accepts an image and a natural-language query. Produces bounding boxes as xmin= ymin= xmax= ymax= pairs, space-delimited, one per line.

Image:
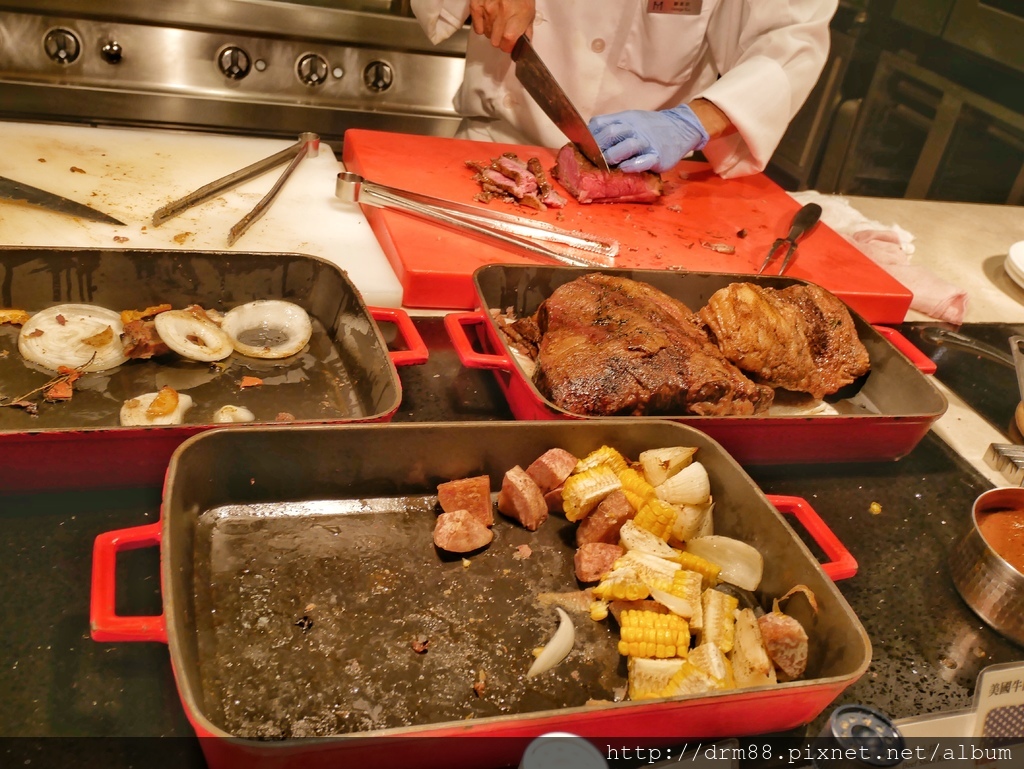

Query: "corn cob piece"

xmin=648 ymin=569 xmax=703 ymax=624
xmin=574 ymin=445 xmax=629 ymax=475
xmin=654 ymin=462 xmax=711 ymax=506
xmin=617 ymin=609 xmax=690 ymax=658
xmin=700 ymin=588 xmax=738 ymax=653
xmin=592 ymin=566 xmax=650 ymax=602
xmin=633 ymin=497 xmax=678 ymax=540
xmin=661 ymin=660 xmax=720 ymax=697
xmin=589 ymin=599 xmax=610 ymax=621
xmin=562 ymin=465 xmax=621 ymax=522
xmin=672 ymin=550 xmax=721 ymax=588
xmin=617 ymin=467 xmax=656 ymax=512
xmin=616 ymin=550 xmax=680 ymax=586
xmin=627 ymin=657 xmax=685 ymax=701
xmin=687 ymin=643 xmax=735 ymax=689
xmin=639 ymin=446 xmax=697 ymax=487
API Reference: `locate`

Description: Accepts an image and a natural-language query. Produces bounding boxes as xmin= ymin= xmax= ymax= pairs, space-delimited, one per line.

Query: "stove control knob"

xmin=43 ymin=28 xmax=81 ymax=65
xmin=101 ymin=41 xmax=123 ymax=64
xmin=363 ymin=61 xmax=393 ymax=92
xmin=218 ymin=46 xmax=251 ymax=80
xmin=296 ymin=53 xmax=329 ymax=87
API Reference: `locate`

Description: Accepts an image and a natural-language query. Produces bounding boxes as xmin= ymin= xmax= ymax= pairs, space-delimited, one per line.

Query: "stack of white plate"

xmin=1004 ymin=241 xmax=1024 ymax=290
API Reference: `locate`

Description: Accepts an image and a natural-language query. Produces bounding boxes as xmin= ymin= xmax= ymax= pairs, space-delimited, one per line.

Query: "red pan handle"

xmin=766 ymin=494 xmax=858 ymax=581
xmin=368 ymin=307 xmax=429 ymax=367
xmin=444 ymin=310 xmax=513 ymax=370
xmin=90 ymin=522 xmax=168 ymax=644
xmin=872 ymin=325 xmax=937 ymax=375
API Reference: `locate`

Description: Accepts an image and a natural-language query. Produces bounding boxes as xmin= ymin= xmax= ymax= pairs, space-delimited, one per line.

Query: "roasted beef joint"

xmin=699 ymin=282 xmax=871 ymax=399
xmin=530 ymin=274 xmax=773 ymax=417
xmin=552 ymin=144 xmax=663 ymax=204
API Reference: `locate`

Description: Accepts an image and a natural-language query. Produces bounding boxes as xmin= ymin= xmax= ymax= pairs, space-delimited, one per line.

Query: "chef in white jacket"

xmin=411 ymin=0 xmax=838 ymax=178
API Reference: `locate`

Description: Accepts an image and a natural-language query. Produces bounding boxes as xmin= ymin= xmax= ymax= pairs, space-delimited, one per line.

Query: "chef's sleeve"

xmin=695 ymin=0 xmax=838 ymax=178
xmin=410 ymin=0 xmax=471 ymax=45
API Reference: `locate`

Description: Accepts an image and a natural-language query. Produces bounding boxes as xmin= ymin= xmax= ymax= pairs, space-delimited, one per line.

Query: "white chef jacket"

xmin=410 ymin=0 xmax=837 ymax=178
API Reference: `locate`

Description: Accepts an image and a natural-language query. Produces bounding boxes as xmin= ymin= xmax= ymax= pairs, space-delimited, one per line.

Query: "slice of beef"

xmin=121 ymin=319 xmax=170 ymax=359
xmin=576 ymin=489 xmax=634 ymax=546
xmin=552 ymin=144 xmax=663 ymax=204
xmin=497 ymin=465 xmax=548 ymax=531
xmin=699 ymin=282 xmax=870 ymax=399
xmin=437 ymin=475 xmax=494 ymax=527
xmin=433 ymin=510 xmax=494 ymax=553
xmin=527 ymin=157 xmax=568 ymax=209
xmin=574 ymin=542 xmax=624 ymax=583
xmin=533 ymin=273 xmax=773 ymax=416
xmin=466 ymin=152 xmax=555 ymax=211
xmin=525 ymin=448 xmax=579 ymax=493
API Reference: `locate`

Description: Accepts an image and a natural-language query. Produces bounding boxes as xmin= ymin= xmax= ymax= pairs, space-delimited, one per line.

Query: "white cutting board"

xmin=0 ymin=121 xmax=403 ymax=308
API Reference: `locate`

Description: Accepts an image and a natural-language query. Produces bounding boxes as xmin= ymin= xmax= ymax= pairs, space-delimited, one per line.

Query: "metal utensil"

xmin=152 ymin=132 xmax=319 ymax=245
xmin=0 ymin=174 xmax=124 ymax=225
xmin=757 ymin=202 xmax=822 ymax=275
xmin=336 ymin=171 xmax=617 ymax=268
xmin=919 ymin=326 xmax=1014 ymax=367
xmin=511 ymin=35 xmax=610 ymax=171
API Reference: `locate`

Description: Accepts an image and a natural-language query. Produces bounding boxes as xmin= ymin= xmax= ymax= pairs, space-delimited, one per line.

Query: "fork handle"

xmin=785 ymin=203 xmax=822 ymax=242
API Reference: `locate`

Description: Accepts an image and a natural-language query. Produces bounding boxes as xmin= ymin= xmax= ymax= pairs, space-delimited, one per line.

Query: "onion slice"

xmin=526 ymin=607 xmax=575 ymax=678
xmin=18 ymin=303 xmax=127 ymax=372
xmin=120 ymin=389 xmax=194 ymax=426
xmin=154 ymin=307 xmax=233 ymax=362
xmin=221 ymin=300 xmax=312 ymax=359
xmin=213 ymin=405 xmax=256 ymax=423
xmin=685 ymin=535 xmax=764 ymax=592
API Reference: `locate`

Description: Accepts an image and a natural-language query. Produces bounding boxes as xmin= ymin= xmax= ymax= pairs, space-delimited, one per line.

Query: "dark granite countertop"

xmin=2 ymin=318 xmax=1022 ymax=765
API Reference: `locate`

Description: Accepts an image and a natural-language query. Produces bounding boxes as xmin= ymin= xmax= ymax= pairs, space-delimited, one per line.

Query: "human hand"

xmin=588 ymin=104 xmax=710 ymax=173
xmin=469 ymin=0 xmax=535 ymax=53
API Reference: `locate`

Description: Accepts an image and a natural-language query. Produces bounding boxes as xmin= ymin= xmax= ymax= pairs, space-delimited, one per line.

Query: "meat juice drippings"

xmin=977 ymin=508 xmax=1024 ymax=573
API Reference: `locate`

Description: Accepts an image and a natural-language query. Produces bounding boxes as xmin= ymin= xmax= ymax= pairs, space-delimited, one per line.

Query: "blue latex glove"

xmin=588 ymin=104 xmax=710 ymax=173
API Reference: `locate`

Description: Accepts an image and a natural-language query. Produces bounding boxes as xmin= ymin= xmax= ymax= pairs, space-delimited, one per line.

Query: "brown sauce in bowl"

xmin=977 ymin=508 xmax=1024 ymax=573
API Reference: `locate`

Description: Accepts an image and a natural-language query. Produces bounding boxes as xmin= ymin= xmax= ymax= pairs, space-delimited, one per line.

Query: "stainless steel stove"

xmin=0 ymin=0 xmax=468 ymax=146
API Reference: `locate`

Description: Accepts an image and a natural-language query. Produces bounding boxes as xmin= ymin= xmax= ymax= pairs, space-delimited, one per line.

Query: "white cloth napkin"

xmin=789 ymin=191 xmax=968 ymax=324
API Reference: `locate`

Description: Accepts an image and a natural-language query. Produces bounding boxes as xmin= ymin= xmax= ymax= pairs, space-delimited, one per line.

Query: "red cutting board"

xmin=343 ymin=129 xmax=912 ymax=323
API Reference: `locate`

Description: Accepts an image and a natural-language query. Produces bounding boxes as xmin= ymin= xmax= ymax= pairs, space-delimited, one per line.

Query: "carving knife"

xmin=0 ymin=174 xmax=124 ymax=225
xmin=511 ymin=34 xmax=610 ymax=171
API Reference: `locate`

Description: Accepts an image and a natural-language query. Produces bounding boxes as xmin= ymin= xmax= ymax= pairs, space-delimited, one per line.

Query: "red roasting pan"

xmin=0 ymin=247 xmax=426 ymax=491
xmin=445 ymin=264 xmax=947 ymax=465
xmin=91 ymin=421 xmax=870 ymax=769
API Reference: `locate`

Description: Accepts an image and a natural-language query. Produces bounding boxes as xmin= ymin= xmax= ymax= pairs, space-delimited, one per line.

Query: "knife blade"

xmin=0 ymin=174 xmax=125 ymax=225
xmin=511 ymin=35 xmax=610 ymax=171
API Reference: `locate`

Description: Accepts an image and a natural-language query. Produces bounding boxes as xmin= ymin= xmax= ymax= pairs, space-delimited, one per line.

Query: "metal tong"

xmin=152 ymin=132 xmax=320 ymax=246
xmin=335 ymin=171 xmax=617 ymax=268
xmin=757 ymin=202 xmax=822 ymax=275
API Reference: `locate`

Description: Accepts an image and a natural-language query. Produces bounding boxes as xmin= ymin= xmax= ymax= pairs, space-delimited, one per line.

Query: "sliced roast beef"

xmin=533 ymin=273 xmax=774 ymax=416
xmin=552 ymin=144 xmax=663 ymax=204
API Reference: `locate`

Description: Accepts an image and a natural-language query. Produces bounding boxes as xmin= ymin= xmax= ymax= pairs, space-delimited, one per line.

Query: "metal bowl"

xmin=949 ymin=487 xmax=1024 ymax=646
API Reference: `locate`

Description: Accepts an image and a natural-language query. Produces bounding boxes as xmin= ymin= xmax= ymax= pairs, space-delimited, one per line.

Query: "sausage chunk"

xmin=526 ymin=448 xmax=578 ymax=493
xmin=497 ymin=465 xmax=548 ymax=531
xmin=437 ymin=475 xmax=494 ymax=527
xmin=576 ymin=490 xmax=634 ymax=546
xmin=433 ymin=509 xmax=494 ymax=553
xmin=574 ymin=542 xmax=624 ymax=583
xmin=757 ymin=612 xmax=809 ymax=680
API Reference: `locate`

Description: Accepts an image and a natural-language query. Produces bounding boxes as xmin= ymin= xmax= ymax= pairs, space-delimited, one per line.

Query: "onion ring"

xmin=221 ymin=300 xmax=312 ymax=359
xmin=119 ymin=389 xmax=194 ymax=426
xmin=154 ymin=307 xmax=233 ymax=362
xmin=18 ymin=303 xmax=127 ymax=372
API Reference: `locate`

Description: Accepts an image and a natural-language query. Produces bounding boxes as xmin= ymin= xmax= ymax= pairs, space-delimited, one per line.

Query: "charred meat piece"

xmin=527 ymin=157 xmax=569 ymax=209
xmin=497 ymin=465 xmax=549 ymax=531
xmin=552 ymin=144 xmax=663 ymax=204
xmin=466 ymin=152 xmax=566 ymax=211
xmin=120 ymin=319 xmax=171 ymax=360
xmin=433 ymin=509 xmax=494 ymax=553
xmin=698 ymin=282 xmax=870 ymax=399
xmin=533 ymin=273 xmax=773 ymax=416
xmin=437 ymin=475 xmax=494 ymax=527
xmin=574 ymin=542 xmax=624 ymax=583
xmin=576 ymin=490 xmax=634 ymax=546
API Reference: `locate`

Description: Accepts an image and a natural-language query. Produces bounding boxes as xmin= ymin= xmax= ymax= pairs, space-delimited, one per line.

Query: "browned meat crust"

xmin=120 ymin=318 xmax=170 ymax=359
xmin=552 ymin=144 xmax=663 ymax=204
xmin=698 ymin=282 xmax=870 ymax=399
xmin=533 ymin=274 xmax=773 ymax=416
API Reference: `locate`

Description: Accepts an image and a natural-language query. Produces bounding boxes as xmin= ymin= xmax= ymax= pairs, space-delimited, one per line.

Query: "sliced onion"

xmin=120 ymin=389 xmax=194 ymax=426
xmin=18 ymin=304 xmax=127 ymax=372
xmin=649 ymin=587 xmax=695 ymax=619
xmin=619 ymin=519 xmax=678 ymax=559
xmin=213 ymin=405 xmax=256 ymax=423
xmin=526 ymin=607 xmax=575 ymax=678
xmin=685 ymin=535 xmax=764 ymax=592
xmin=221 ymin=300 xmax=312 ymax=359
xmin=154 ymin=308 xmax=233 ymax=362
